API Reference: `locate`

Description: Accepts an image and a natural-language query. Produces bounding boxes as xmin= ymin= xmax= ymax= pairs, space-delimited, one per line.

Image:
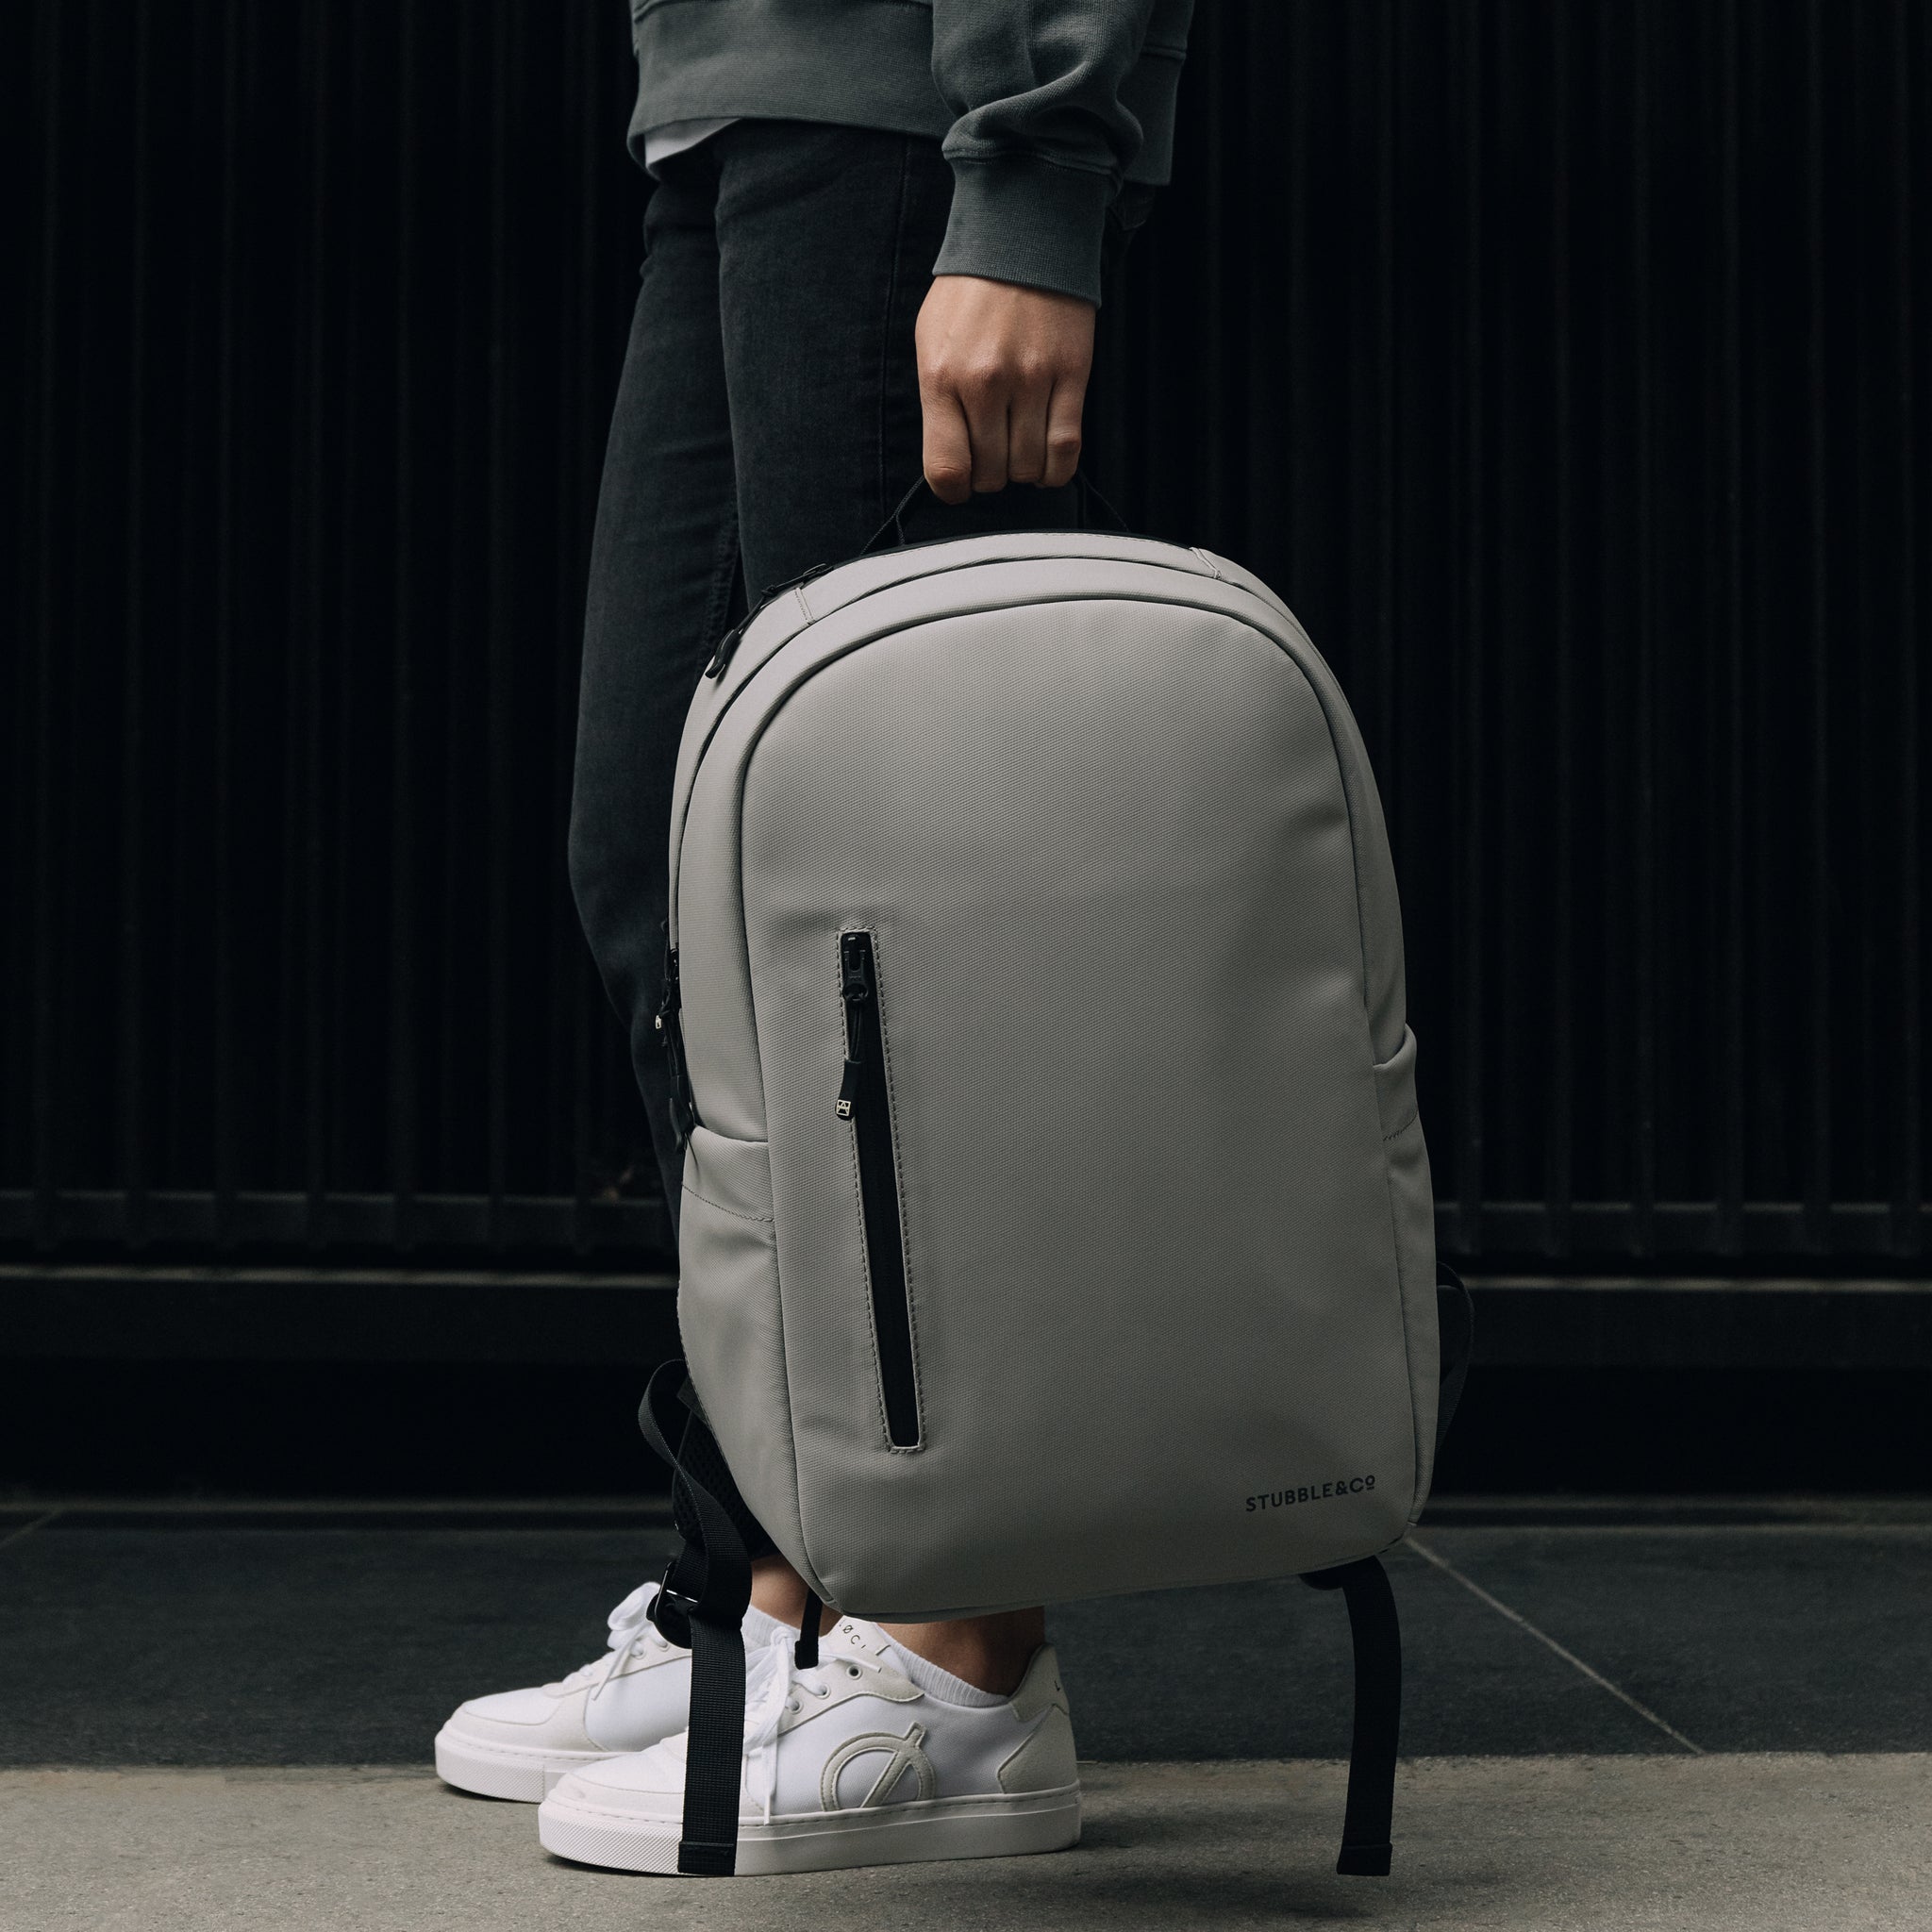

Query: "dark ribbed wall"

xmin=6 ymin=0 xmax=1927 ymax=1270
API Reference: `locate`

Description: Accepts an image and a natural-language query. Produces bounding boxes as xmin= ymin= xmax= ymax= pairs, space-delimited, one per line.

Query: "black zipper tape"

xmin=655 ymin=922 xmax=700 ymax=1147
xmin=837 ymin=929 xmax=921 ymax=1448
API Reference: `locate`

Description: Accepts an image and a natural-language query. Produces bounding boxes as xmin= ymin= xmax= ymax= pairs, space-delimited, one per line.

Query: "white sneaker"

xmin=435 ymin=1583 xmax=695 ymax=1801
xmin=536 ymin=1617 xmax=1081 ymax=1875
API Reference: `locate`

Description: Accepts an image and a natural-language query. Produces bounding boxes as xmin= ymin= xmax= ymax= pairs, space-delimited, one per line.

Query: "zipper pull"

xmin=704 ymin=575 xmax=788 ymax=679
xmin=706 ymin=553 xmax=842 ymax=679
xmin=835 ymin=931 xmax=874 ymax=1119
xmin=840 ymin=931 xmax=873 ymax=1004
xmin=703 ymin=618 xmax=746 ymax=680
xmin=836 ymin=1058 xmax=862 ymax=1120
xmin=655 ymin=927 xmax=698 ymax=1144
xmin=653 ymin=922 xmax=678 ymax=1037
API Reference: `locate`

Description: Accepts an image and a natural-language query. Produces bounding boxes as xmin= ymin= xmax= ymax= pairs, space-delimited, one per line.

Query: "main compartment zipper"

xmin=655 ymin=922 xmax=700 ymax=1148
xmin=836 ymin=929 xmax=921 ymax=1448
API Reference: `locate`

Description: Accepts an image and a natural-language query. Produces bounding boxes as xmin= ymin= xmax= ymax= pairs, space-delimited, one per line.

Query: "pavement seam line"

xmin=0 ymin=1508 xmax=63 ymax=1554
xmin=1406 ymin=1534 xmax=1707 ymax=1756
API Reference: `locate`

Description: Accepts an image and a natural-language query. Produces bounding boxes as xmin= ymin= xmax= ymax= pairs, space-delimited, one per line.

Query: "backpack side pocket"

xmin=1373 ymin=1025 xmax=1441 ymax=1516
xmin=678 ymin=1126 xmax=813 ymax=1582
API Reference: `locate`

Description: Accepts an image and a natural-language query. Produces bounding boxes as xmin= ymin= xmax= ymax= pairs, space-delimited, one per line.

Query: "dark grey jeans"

xmin=569 ymin=120 xmax=1135 ymax=1229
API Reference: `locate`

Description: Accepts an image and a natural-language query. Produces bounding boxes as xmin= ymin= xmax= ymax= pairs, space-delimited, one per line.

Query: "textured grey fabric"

xmin=669 ymin=534 xmax=1438 ymax=1620
xmin=625 ymin=0 xmax=1194 ymax=305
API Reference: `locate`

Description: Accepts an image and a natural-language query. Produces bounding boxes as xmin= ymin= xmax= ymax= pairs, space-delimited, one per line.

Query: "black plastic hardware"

xmin=648 ymin=1554 xmax=699 ymax=1649
xmin=702 ymin=605 xmax=761 ymax=679
xmin=837 ymin=930 xmax=921 ymax=1447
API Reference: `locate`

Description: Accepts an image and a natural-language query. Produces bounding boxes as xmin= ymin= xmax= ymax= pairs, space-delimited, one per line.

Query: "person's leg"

xmin=569 ymin=150 xmax=742 ymax=1223
xmin=436 ymin=166 xmax=751 ymax=1804
xmin=712 ymin=120 xmax=1072 ymax=1693
xmin=530 ymin=125 xmax=1101 ymax=1870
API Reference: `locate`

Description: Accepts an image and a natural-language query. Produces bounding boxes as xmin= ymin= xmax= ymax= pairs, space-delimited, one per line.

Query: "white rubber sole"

xmin=434 ymin=1724 xmax=620 ymax=1804
xmin=538 ymin=1782 xmax=1082 ymax=1875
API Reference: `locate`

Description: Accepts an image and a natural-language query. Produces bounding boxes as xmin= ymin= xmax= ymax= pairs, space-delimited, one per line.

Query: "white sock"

xmin=882 ymin=1636 xmax=1008 ymax=1708
xmin=741 ymin=1604 xmax=791 ymax=1647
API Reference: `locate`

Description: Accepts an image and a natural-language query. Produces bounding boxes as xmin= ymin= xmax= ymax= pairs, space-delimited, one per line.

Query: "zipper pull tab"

xmin=836 ymin=1058 xmax=862 ymax=1120
xmin=839 ymin=930 xmax=873 ymax=1005
xmin=835 ymin=931 xmax=874 ymax=1119
xmin=704 ymin=618 xmax=746 ymax=679
xmin=654 ymin=923 xmax=677 ymax=1036
xmin=655 ymin=930 xmax=698 ymax=1144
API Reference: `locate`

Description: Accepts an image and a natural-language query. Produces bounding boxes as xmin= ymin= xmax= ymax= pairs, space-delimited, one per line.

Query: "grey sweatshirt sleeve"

xmin=928 ymin=0 xmax=1161 ymax=307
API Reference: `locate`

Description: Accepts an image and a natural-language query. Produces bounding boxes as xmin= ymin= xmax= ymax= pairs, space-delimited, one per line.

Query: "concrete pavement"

xmin=7 ymin=1500 xmax=1929 ymax=1928
xmin=6 ymin=1755 xmax=1927 ymax=1931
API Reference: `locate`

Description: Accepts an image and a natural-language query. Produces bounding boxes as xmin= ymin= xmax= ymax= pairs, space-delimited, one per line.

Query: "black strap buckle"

xmin=649 ymin=1554 xmax=699 ymax=1649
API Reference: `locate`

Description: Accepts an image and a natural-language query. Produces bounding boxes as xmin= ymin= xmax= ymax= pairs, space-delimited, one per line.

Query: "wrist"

xmin=932 ymin=156 xmax=1114 ymax=308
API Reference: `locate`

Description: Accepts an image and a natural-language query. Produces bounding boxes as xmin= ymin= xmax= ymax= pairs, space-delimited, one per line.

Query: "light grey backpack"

xmin=641 ymin=490 xmax=1471 ymax=1878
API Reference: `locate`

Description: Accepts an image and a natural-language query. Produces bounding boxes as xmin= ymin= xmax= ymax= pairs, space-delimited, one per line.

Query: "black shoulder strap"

xmin=794 ymin=1590 xmax=824 ymax=1670
xmin=1302 ymin=1555 xmax=1402 ymax=1875
xmin=1295 ymin=1263 xmax=1474 ymax=1877
xmin=637 ymin=1362 xmax=762 ymax=1876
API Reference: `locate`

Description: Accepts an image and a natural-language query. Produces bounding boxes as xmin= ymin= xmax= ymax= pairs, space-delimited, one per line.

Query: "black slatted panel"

xmin=1890 ymin=0 xmax=1925 ymax=1262
xmin=4 ymin=0 xmax=1928 ymax=1270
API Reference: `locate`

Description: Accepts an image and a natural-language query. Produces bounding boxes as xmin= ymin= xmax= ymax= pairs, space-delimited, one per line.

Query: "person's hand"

xmin=914 ymin=275 xmax=1096 ymax=503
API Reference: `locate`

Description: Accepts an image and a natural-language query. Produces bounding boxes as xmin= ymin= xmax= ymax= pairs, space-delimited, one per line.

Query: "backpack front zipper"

xmin=836 ymin=929 xmax=922 ymax=1448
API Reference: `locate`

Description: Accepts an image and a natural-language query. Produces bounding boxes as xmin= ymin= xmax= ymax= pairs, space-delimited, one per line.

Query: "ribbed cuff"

xmin=931 ymin=154 xmax=1116 ymax=308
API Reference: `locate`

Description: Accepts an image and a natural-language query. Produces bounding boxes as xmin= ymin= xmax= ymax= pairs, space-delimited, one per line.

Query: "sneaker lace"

xmin=552 ymin=1581 xmax=675 ymax=1701
xmin=739 ymin=1627 xmax=841 ymax=1824
xmin=741 ymin=1633 xmax=792 ymax=1824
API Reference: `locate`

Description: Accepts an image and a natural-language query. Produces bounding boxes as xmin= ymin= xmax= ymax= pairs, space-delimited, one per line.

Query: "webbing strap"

xmin=794 ymin=1590 xmax=824 ymax=1670
xmin=1303 ymin=1555 xmax=1401 ymax=1876
xmin=858 ymin=468 xmax=1130 ymax=557
xmin=637 ymin=1363 xmax=752 ymax=1876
